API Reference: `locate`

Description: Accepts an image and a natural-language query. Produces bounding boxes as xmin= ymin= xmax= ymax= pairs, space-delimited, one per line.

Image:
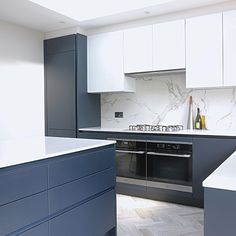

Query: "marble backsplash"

xmin=101 ymin=73 xmax=236 ymax=131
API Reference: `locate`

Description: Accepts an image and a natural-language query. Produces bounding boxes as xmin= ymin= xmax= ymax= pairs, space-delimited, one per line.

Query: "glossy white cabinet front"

xmin=153 ymin=20 xmax=185 ymax=71
xmin=124 ymin=25 xmax=153 ymax=73
xmin=186 ymin=13 xmax=223 ymax=88
xmin=223 ymin=10 xmax=236 ymax=87
xmin=88 ymin=31 xmax=135 ymax=93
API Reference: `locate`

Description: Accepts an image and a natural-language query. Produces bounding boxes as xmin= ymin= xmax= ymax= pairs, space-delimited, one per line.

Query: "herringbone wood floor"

xmin=117 ymin=195 xmax=204 ymax=236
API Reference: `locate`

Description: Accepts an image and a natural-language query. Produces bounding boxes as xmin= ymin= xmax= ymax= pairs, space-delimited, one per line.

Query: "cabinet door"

xmin=153 ymin=20 xmax=185 ymax=71
xmin=186 ymin=13 xmax=223 ymax=88
xmin=88 ymin=31 xmax=134 ymax=93
xmin=124 ymin=25 xmax=153 ymax=73
xmin=46 ymin=51 xmax=76 ymax=132
xmin=224 ymin=10 xmax=236 ymax=86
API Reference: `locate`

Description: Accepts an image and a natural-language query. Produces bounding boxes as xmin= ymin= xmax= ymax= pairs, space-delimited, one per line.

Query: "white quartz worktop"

xmin=203 ymin=150 xmax=236 ymax=191
xmin=0 ymin=136 xmax=115 ymax=169
xmin=79 ymin=127 xmax=236 ymax=137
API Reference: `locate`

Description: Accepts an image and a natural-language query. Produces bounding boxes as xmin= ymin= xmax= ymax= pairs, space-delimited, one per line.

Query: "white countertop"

xmin=0 ymin=136 xmax=115 ymax=169
xmin=203 ymin=150 xmax=236 ymax=191
xmin=79 ymin=127 xmax=236 ymax=137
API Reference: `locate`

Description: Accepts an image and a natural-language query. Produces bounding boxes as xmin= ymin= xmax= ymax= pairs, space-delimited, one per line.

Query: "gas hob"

xmin=128 ymin=124 xmax=184 ymax=132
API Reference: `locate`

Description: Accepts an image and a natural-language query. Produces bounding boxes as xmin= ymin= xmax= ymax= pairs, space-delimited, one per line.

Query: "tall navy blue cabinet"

xmin=44 ymin=34 xmax=101 ymax=138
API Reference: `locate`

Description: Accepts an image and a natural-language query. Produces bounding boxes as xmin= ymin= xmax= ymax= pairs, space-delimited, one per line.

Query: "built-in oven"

xmin=115 ymin=139 xmax=146 ymax=186
xmin=113 ymin=139 xmax=193 ymax=193
xmin=147 ymin=141 xmax=192 ymax=193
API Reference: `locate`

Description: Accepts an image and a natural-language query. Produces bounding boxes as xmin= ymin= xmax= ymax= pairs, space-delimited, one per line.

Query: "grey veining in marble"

xmin=101 ymin=73 xmax=236 ymax=131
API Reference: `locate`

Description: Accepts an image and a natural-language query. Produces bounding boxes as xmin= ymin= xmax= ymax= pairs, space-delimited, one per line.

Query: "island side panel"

xmin=204 ymin=187 xmax=236 ymax=236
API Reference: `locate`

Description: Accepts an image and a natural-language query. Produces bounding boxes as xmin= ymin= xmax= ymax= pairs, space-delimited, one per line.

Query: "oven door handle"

xmin=147 ymin=152 xmax=191 ymax=158
xmin=116 ymin=150 xmax=145 ymax=155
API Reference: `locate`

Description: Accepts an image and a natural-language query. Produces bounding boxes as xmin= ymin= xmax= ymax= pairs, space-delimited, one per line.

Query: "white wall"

xmin=0 ymin=21 xmax=44 ymax=140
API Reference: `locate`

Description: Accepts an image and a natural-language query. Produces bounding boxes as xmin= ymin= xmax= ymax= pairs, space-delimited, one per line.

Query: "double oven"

xmin=115 ymin=139 xmax=192 ymax=193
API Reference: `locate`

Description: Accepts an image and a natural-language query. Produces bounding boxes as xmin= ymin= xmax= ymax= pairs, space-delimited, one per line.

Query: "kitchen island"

xmin=203 ymin=150 xmax=236 ymax=236
xmin=0 ymin=136 xmax=116 ymax=236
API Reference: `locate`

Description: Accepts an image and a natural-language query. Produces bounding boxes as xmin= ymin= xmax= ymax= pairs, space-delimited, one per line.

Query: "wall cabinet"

xmin=88 ymin=31 xmax=135 ymax=93
xmin=223 ymin=10 xmax=236 ymax=87
xmin=186 ymin=13 xmax=223 ymax=88
xmin=153 ymin=20 xmax=185 ymax=71
xmin=44 ymin=34 xmax=101 ymax=138
xmin=124 ymin=25 xmax=153 ymax=73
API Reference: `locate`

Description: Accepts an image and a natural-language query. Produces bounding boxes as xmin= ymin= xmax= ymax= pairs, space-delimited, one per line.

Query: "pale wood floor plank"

xmin=117 ymin=194 xmax=204 ymax=236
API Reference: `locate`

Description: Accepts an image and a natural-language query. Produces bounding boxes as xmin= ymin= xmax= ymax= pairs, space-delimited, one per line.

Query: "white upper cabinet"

xmin=186 ymin=13 xmax=223 ymax=88
xmin=88 ymin=31 xmax=135 ymax=93
xmin=153 ymin=20 xmax=185 ymax=71
xmin=223 ymin=10 xmax=236 ymax=87
xmin=124 ymin=25 xmax=153 ymax=73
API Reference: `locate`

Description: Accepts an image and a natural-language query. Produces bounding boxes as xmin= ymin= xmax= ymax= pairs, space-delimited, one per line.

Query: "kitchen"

xmin=1 ymin=0 xmax=236 ymax=235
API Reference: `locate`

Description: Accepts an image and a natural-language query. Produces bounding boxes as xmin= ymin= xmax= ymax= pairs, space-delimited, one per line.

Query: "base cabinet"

xmin=18 ymin=223 xmax=49 ymax=236
xmin=50 ymin=190 xmax=116 ymax=236
xmin=0 ymin=145 xmax=116 ymax=236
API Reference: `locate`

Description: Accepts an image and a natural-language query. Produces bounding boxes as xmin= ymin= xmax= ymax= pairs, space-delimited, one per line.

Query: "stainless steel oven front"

xmin=115 ymin=139 xmax=146 ymax=187
xmin=113 ymin=139 xmax=193 ymax=193
xmin=146 ymin=141 xmax=192 ymax=193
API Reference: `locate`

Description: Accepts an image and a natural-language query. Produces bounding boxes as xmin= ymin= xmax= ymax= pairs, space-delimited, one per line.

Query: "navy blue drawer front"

xmin=49 ymin=167 xmax=115 ymax=214
xmin=48 ymin=147 xmax=115 ymax=188
xmin=17 ymin=222 xmax=49 ymax=236
xmin=49 ymin=189 xmax=116 ymax=236
xmin=0 ymin=165 xmax=48 ymax=206
xmin=0 ymin=192 xmax=48 ymax=235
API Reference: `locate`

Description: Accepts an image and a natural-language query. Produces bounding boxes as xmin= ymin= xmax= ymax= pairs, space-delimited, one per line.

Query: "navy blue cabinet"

xmin=44 ymin=34 xmax=100 ymax=138
xmin=17 ymin=222 xmax=49 ymax=236
xmin=79 ymin=130 xmax=236 ymax=207
xmin=49 ymin=190 xmax=116 ymax=236
xmin=0 ymin=145 xmax=116 ymax=236
xmin=0 ymin=164 xmax=47 ymax=206
xmin=0 ymin=192 xmax=48 ymax=235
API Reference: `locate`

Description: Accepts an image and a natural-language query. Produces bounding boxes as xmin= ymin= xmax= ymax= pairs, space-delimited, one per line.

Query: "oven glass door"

xmin=116 ymin=140 xmax=146 ymax=180
xmin=147 ymin=143 xmax=192 ymax=185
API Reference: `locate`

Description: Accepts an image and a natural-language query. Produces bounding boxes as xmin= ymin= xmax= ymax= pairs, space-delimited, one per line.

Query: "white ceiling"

xmin=0 ymin=0 xmax=79 ymax=32
xmin=0 ymin=0 xmax=234 ymax=32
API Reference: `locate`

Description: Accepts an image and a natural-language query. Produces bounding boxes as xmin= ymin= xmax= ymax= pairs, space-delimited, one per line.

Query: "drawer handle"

xmin=147 ymin=152 xmax=191 ymax=158
xmin=116 ymin=150 xmax=145 ymax=155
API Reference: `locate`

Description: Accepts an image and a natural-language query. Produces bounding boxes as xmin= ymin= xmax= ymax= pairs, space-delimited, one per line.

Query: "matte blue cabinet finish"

xmin=0 ymin=165 xmax=47 ymax=207
xmin=49 ymin=190 xmax=116 ymax=236
xmin=49 ymin=167 xmax=115 ymax=214
xmin=80 ymin=130 xmax=236 ymax=207
xmin=48 ymin=147 xmax=115 ymax=188
xmin=47 ymin=129 xmax=76 ymax=138
xmin=17 ymin=222 xmax=49 ymax=236
xmin=0 ymin=145 xmax=116 ymax=236
xmin=204 ymin=187 xmax=236 ymax=236
xmin=45 ymin=35 xmax=75 ymax=55
xmin=76 ymin=34 xmax=101 ymax=129
xmin=192 ymin=137 xmax=236 ymax=202
xmin=0 ymin=192 xmax=48 ymax=235
xmin=46 ymin=51 xmax=76 ymax=131
xmin=45 ymin=34 xmax=101 ymax=138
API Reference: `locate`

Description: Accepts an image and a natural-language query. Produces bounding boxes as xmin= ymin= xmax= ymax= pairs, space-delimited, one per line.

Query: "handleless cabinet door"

xmin=46 ymin=51 xmax=76 ymax=132
xmin=124 ymin=25 xmax=153 ymax=73
xmin=223 ymin=10 xmax=236 ymax=86
xmin=88 ymin=31 xmax=135 ymax=93
xmin=186 ymin=13 xmax=223 ymax=88
xmin=153 ymin=20 xmax=185 ymax=71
